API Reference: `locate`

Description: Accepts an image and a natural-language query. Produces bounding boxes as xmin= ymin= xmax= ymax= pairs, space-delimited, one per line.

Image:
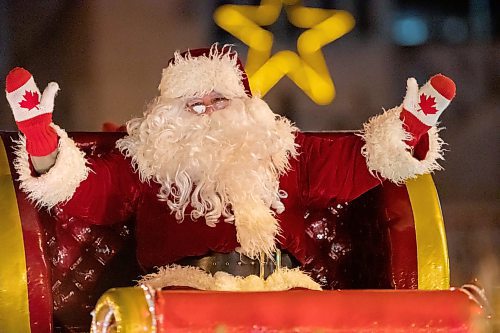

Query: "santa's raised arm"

xmin=5 ymin=45 xmax=455 ymax=290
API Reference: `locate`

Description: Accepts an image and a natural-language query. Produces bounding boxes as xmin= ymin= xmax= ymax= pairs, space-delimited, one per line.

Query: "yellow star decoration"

xmin=214 ymin=0 xmax=355 ymax=105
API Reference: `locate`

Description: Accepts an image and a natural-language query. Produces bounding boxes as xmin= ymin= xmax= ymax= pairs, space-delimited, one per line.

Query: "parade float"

xmin=0 ymin=1 xmax=492 ymax=332
xmin=0 ymin=131 xmax=487 ymax=332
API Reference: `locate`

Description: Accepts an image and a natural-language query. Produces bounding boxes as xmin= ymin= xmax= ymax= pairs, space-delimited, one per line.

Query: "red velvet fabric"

xmin=55 ymin=132 xmax=382 ymax=271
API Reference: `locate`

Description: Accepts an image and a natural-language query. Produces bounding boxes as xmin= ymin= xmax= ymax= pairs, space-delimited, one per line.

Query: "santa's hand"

xmin=400 ymin=74 xmax=456 ymax=147
xmin=5 ymin=67 xmax=59 ymax=156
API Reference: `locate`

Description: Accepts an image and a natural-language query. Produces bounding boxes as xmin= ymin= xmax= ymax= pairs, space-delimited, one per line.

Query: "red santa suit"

xmin=11 ymin=47 xmax=449 ymax=291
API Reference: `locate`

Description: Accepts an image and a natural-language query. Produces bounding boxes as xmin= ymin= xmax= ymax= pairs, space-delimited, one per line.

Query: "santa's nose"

xmin=201 ymin=94 xmax=214 ymax=105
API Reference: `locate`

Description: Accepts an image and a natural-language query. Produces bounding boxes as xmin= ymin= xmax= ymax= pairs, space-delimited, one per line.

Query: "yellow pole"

xmin=0 ymin=137 xmax=31 ymax=332
xmin=406 ymin=174 xmax=450 ymax=290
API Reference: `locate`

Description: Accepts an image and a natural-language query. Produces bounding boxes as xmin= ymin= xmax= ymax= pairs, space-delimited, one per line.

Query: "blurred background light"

xmin=392 ymin=15 xmax=429 ymax=46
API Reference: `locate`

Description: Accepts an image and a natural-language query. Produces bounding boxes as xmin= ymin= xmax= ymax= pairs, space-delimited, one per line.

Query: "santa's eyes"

xmin=187 ymin=97 xmax=228 ymax=106
xmin=185 ymin=96 xmax=230 ymax=114
xmin=212 ymin=97 xmax=229 ymax=104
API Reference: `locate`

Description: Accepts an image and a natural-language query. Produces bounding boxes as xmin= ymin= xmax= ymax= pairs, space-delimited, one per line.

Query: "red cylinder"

xmin=155 ymin=289 xmax=484 ymax=332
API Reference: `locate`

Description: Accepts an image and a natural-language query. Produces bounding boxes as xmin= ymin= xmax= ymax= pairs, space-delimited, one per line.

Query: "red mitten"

xmin=5 ymin=68 xmax=59 ymax=156
xmin=400 ymin=74 xmax=456 ymax=147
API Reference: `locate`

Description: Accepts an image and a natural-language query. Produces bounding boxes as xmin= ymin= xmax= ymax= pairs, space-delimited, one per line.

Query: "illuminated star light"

xmin=214 ymin=0 xmax=355 ymax=105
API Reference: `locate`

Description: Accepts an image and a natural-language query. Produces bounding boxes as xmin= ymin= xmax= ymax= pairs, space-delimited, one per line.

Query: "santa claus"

xmin=5 ymin=45 xmax=455 ymax=291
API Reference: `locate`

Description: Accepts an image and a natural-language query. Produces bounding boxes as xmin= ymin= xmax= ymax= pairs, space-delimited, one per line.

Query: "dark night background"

xmin=0 ymin=0 xmax=498 ymax=297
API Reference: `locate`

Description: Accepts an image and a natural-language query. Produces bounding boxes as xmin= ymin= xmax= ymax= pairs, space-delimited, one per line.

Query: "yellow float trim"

xmin=0 ymin=137 xmax=31 ymax=332
xmin=92 ymin=287 xmax=152 ymax=333
xmin=406 ymin=174 xmax=450 ymax=290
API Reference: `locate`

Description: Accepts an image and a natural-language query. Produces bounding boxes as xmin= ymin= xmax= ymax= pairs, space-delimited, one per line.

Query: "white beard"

xmin=117 ymin=96 xmax=298 ymax=258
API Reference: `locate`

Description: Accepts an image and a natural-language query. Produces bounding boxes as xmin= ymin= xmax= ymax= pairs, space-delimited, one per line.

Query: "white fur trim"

xmin=159 ymin=44 xmax=247 ymax=99
xmin=13 ymin=124 xmax=90 ymax=209
xmin=139 ymin=265 xmax=322 ymax=291
xmin=360 ymin=106 xmax=445 ymax=184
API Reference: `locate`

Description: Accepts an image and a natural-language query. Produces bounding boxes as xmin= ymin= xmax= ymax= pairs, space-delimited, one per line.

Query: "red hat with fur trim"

xmin=159 ymin=44 xmax=252 ymax=100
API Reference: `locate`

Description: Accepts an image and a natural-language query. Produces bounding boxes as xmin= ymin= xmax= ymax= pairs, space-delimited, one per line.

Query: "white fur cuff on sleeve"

xmin=360 ymin=106 xmax=445 ymax=184
xmin=13 ymin=124 xmax=90 ymax=209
